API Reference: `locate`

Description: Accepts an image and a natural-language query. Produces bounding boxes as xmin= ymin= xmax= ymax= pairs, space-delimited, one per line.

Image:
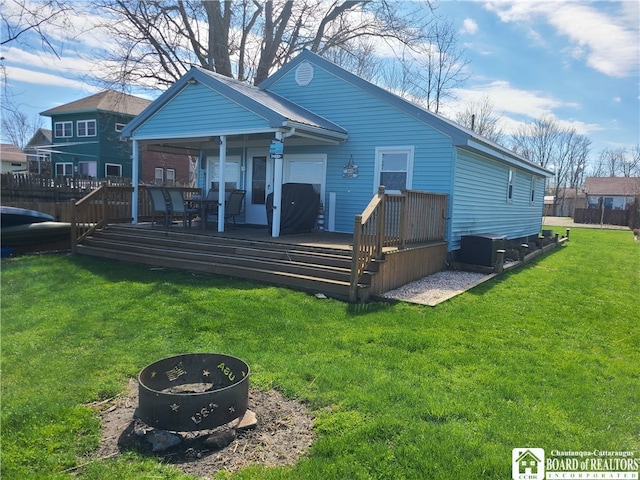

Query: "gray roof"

xmin=584 ymin=177 xmax=640 ymax=196
xmin=41 ymin=90 xmax=152 ymax=117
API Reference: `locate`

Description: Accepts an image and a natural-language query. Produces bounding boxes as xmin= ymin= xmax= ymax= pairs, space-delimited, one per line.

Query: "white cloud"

xmin=439 ymin=80 xmax=603 ymax=136
xmin=461 ymin=18 xmax=479 ymax=35
xmin=4 ymin=65 xmax=96 ymax=91
xmin=483 ymin=1 xmax=640 ymax=78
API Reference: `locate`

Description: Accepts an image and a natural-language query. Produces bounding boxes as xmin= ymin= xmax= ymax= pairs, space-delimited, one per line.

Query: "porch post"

xmin=131 ymin=139 xmax=139 ymax=224
xmin=271 ymin=131 xmax=283 ymax=237
xmin=217 ymin=135 xmax=227 ymax=232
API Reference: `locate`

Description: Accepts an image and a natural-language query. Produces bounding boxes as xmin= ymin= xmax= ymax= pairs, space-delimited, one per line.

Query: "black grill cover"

xmin=266 ymin=183 xmax=320 ymax=235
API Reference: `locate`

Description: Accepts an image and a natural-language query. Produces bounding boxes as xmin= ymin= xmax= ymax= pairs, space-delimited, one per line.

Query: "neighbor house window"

xmin=166 ymin=168 xmax=176 ymax=186
xmin=115 ymin=122 xmax=127 ymax=133
xmin=54 ymin=121 xmax=72 ymax=138
xmin=154 ymin=168 xmax=164 ymax=184
xmin=55 ymin=162 xmax=73 ymax=176
xmin=374 ymin=146 xmax=414 ymax=193
xmin=78 ymin=161 xmax=97 ymax=177
xmin=507 ymin=168 xmax=515 ymax=202
xmin=77 ymin=120 xmax=97 ymax=137
xmin=105 ymin=163 xmax=122 ymax=177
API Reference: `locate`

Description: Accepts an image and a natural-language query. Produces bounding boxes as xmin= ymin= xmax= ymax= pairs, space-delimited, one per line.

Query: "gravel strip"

xmin=381 ymin=270 xmax=491 ymax=306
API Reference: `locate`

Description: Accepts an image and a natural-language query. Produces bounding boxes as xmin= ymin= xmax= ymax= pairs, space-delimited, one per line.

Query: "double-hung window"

xmin=77 ymin=120 xmax=96 ymax=137
xmin=374 ymin=146 xmax=414 ymax=193
xmin=54 ymin=121 xmax=72 ymax=138
xmin=507 ymin=168 xmax=515 ymax=202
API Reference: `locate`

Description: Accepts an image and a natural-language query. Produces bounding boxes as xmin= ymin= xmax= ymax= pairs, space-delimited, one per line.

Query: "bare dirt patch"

xmin=88 ymin=379 xmax=316 ymax=479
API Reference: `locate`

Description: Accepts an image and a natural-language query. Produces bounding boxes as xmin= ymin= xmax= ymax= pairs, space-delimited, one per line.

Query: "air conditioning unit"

xmin=460 ymin=234 xmax=507 ymax=267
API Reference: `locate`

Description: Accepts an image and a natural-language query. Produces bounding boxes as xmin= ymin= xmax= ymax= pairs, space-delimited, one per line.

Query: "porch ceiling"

xmin=138 ymin=127 xmax=344 ymax=154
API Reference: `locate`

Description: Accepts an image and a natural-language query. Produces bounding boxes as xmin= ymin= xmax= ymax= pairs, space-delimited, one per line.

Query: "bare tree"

xmin=91 ymin=0 xmax=438 ymax=89
xmin=408 ymin=19 xmax=469 ymax=114
xmin=0 ymin=108 xmax=43 ymax=148
xmin=1 ymin=0 xmax=73 ymax=57
xmin=454 ymin=94 xmax=504 ymax=144
xmin=510 ymin=116 xmax=561 ymax=169
xmin=595 ymin=147 xmax=628 ymax=177
xmin=511 ymin=116 xmax=591 ymax=215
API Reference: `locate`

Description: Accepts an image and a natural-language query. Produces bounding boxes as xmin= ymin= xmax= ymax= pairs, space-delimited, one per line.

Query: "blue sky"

xmin=2 ymin=0 xmax=638 ymax=168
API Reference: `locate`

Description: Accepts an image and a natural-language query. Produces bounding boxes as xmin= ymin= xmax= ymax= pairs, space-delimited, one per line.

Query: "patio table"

xmin=188 ymin=198 xmax=220 ymax=230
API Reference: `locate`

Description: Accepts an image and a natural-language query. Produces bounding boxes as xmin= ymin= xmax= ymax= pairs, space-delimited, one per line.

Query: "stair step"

xmin=75 ymin=225 xmax=372 ymax=301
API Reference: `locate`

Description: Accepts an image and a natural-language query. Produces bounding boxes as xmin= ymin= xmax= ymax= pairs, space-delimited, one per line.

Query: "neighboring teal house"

xmin=41 ymin=90 xmax=151 ymax=179
xmin=122 ymin=50 xmax=551 ymax=250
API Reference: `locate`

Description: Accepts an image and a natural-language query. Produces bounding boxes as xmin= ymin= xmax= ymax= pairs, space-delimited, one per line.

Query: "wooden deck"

xmin=75 ymin=222 xmax=448 ymax=302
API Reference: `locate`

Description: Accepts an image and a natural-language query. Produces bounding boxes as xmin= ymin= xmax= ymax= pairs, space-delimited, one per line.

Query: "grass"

xmin=1 ymin=226 xmax=638 ymax=479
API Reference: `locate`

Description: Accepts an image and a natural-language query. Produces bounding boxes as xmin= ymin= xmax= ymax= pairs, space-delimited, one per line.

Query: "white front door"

xmin=245 ymin=150 xmax=273 ymax=225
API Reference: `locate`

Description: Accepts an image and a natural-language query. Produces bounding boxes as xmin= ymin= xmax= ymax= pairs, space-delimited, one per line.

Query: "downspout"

xmin=271 ymin=128 xmax=296 ymax=238
xmin=132 ymin=139 xmax=139 ymax=224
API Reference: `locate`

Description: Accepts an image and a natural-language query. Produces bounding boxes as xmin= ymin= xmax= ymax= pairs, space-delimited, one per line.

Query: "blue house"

xmin=122 ymin=50 xmax=551 ymax=253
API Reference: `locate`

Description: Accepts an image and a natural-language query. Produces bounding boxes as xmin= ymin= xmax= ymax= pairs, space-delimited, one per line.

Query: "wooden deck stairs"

xmin=75 ymin=224 xmax=373 ymax=301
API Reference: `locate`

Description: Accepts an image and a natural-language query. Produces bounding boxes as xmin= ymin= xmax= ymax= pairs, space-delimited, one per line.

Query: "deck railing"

xmin=349 ymin=187 xmax=448 ymax=302
xmin=71 ymin=184 xmax=134 ymax=253
xmin=70 ymin=184 xmax=201 ymax=252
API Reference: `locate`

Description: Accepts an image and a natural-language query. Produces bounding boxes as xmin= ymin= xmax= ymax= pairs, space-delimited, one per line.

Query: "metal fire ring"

xmin=137 ymin=353 xmax=250 ymax=432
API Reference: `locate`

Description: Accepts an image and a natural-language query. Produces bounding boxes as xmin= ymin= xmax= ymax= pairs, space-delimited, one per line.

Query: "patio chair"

xmin=165 ymin=187 xmax=199 ymax=228
xmin=205 ymin=189 xmax=246 ymax=226
xmin=224 ymin=189 xmax=246 ymax=224
xmin=147 ymin=186 xmax=170 ymax=226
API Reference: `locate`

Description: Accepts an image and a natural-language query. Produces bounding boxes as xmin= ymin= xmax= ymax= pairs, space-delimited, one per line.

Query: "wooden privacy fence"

xmin=574 ymin=208 xmax=630 ymax=226
xmin=1 ymin=173 xmax=130 ymax=203
xmin=350 ymin=187 xmax=447 ymax=302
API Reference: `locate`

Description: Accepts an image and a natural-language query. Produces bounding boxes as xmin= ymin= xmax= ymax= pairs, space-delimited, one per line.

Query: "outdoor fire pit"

xmin=137 ymin=353 xmax=250 ymax=432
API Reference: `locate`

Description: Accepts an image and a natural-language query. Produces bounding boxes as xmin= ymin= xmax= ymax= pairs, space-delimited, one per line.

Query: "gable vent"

xmin=295 ymin=62 xmax=314 ymax=86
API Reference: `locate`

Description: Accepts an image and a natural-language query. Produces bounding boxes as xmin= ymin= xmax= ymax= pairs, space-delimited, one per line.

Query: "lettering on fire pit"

xmin=191 ymin=402 xmax=219 ymax=425
xmin=217 ymin=362 xmax=235 ymax=382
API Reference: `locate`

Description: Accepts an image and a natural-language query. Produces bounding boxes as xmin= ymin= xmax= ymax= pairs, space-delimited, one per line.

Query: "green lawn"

xmin=1 ymin=226 xmax=638 ymax=479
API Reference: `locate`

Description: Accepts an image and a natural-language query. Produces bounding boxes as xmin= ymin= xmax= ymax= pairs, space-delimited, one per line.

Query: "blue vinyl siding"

xmin=266 ymin=63 xmax=454 ymax=233
xmin=450 ymin=148 xmax=545 ymax=250
xmin=135 ymin=84 xmax=270 ymax=138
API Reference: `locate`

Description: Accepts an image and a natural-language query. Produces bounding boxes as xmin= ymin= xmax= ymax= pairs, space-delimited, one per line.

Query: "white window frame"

xmin=105 ymin=163 xmax=122 ymax=177
xmin=55 ymin=162 xmax=73 ymax=176
xmin=54 ymin=121 xmax=72 ymax=138
xmin=154 ymin=168 xmax=164 ymax=184
xmin=283 ymin=154 xmax=327 ymax=199
xmin=77 ymin=119 xmax=97 ymax=137
xmin=166 ymin=168 xmax=176 ymax=186
xmin=374 ymin=146 xmax=414 ymax=194
xmin=115 ymin=122 xmax=127 ymax=133
xmin=507 ymin=168 xmax=515 ymax=202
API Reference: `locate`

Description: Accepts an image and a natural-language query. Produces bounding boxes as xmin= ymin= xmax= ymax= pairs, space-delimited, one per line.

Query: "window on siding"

xmin=115 ymin=123 xmax=127 ymax=133
xmin=55 ymin=162 xmax=73 ymax=176
xmin=77 ymin=120 xmax=96 ymax=137
xmin=530 ymin=176 xmax=536 ymax=204
xmin=507 ymin=168 xmax=515 ymax=202
xmin=105 ymin=163 xmax=122 ymax=177
xmin=374 ymin=147 xmax=414 ymax=193
xmin=54 ymin=121 xmax=72 ymax=138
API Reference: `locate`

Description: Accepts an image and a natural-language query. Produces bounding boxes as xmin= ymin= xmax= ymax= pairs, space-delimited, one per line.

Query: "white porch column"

xmin=131 ymin=139 xmax=139 ymax=224
xmin=217 ymin=135 xmax=226 ymax=232
xmin=271 ymin=132 xmax=283 ymax=237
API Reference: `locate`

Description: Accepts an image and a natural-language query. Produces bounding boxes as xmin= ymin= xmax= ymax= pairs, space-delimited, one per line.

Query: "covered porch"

xmin=122 ymin=65 xmax=349 ymax=238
